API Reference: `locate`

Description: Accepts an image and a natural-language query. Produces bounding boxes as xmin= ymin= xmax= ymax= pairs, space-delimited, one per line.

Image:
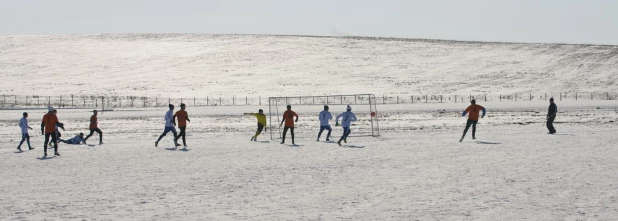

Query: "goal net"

xmin=268 ymin=94 xmax=380 ymax=140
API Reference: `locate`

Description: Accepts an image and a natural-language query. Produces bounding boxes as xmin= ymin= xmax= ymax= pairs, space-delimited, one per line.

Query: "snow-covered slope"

xmin=1 ymin=34 xmax=617 ymax=98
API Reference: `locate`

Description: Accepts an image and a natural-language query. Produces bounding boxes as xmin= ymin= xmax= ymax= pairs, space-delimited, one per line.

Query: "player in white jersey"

xmin=335 ymin=105 xmax=357 ymax=146
xmin=155 ymin=104 xmax=180 ymax=147
xmin=317 ymin=105 xmax=333 ymax=141
xmin=17 ymin=112 xmax=34 ymax=151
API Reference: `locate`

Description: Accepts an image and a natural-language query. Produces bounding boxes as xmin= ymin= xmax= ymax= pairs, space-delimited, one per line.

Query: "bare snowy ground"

xmin=1 ymin=34 xmax=617 ymax=98
xmin=1 ymin=105 xmax=617 ymax=220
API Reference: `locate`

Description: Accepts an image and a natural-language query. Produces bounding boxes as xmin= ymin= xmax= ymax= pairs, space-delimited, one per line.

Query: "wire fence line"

xmin=0 ymin=92 xmax=616 ymax=109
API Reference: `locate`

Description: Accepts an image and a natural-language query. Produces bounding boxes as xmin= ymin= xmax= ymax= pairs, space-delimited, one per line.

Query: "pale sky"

xmin=1 ymin=0 xmax=617 ymax=45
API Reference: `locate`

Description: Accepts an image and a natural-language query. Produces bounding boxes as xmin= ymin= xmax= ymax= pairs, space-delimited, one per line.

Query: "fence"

xmin=0 ymin=92 xmax=616 ymax=109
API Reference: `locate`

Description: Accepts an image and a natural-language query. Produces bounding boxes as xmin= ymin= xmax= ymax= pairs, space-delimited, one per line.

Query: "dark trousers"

xmin=44 ymin=132 xmax=58 ymax=153
xmin=547 ymin=116 xmax=556 ymax=133
xmin=176 ymin=126 xmax=187 ymax=145
xmin=462 ymin=119 xmax=478 ymax=138
xmin=18 ymin=133 xmax=31 ymax=149
xmin=282 ymin=126 xmax=294 ymax=144
xmin=85 ymin=128 xmax=103 ymax=144
xmin=318 ymin=126 xmax=332 ymax=140
xmin=338 ymin=127 xmax=351 ymax=143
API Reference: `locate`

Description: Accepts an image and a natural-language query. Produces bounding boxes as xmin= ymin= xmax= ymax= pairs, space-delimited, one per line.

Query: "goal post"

xmin=268 ymin=94 xmax=380 ymax=140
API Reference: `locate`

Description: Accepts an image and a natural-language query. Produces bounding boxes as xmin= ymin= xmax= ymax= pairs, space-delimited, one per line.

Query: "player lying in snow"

xmin=59 ymin=133 xmax=85 ymax=145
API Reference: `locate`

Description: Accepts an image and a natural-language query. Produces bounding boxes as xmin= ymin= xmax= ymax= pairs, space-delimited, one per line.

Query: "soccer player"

xmin=59 ymin=133 xmax=85 ymax=145
xmin=155 ymin=104 xmax=180 ymax=148
xmin=547 ymin=98 xmax=557 ymax=134
xmin=279 ymin=105 xmax=298 ymax=145
xmin=459 ymin=99 xmax=486 ymax=142
xmin=17 ymin=112 xmax=33 ymax=151
xmin=84 ymin=110 xmax=103 ymax=145
xmin=335 ymin=105 xmax=357 ymax=146
xmin=41 ymin=108 xmax=65 ymax=157
xmin=174 ymin=103 xmax=191 ymax=147
xmin=244 ymin=109 xmax=267 ymax=142
xmin=317 ymin=105 xmax=333 ymax=141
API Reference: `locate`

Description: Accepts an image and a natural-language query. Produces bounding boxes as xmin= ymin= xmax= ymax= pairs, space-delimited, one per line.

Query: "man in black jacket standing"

xmin=547 ymin=98 xmax=557 ymax=134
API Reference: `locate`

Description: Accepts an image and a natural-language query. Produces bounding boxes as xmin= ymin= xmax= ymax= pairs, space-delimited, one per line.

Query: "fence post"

xmin=608 ymin=92 xmax=610 ymax=100
xmin=545 ymin=93 xmax=547 ymax=100
xmin=340 ymin=96 xmax=343 ymax=104
xmin=48 ymin=96 xmax=51 ymax=106
xmin=500 ymin=95 xmax=501 ymax=102
xmin=576 ymin=92 xmax=578 ymax=101
xmin=246 ymin=96 xmax=248 ymax=105
xmin=560 ymin=93 xmax=562 ymax=101
xmin=206 ymin=97 xmax=208 ymax=106
xmin=259 ymin=96 xmax=261 ymax=105
xmin=194 ymin=97 xmax=195 ymax=106
xmin=38 ymin=97 xmax=40 ymax=106
xmin=425 ymin=95 xmax=428 ymax=103
xmin=397 ymin=96 xmax=399 ymax=104
xmin=71 ymin=95 xmax=74 ymax=107
xmin=530 ymin=93 xmax=532 ymax=101
xmin=591 ymin=93 xmax=593 ymax=100
xmin=181 ymin=97 xmax=183 ymax=104
xmin=441 ymin=95 xmax=443 ymax=103
xmin=15 ymin=95 xmax=17 ymax=106
xmin=383 ymin=95 xmax=385 ymax=104
xmin=219 ymin=97 xmax=222 ymax=106
xmin=233 ymin=97 xmax=235 ymax=106
xmin=455 ymin=95 xmax=457 ymax=103
xmin=411 ymin=96 xmax=414 ymax=104
xmin=102 ymin=97 xmax=105 ymax=111
xmin=485 ymin=94 xmax=487 ymax=102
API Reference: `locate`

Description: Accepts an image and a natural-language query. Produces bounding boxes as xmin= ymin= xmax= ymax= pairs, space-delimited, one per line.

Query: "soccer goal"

xmin=268 ymin=94 xmax=380 ymax=140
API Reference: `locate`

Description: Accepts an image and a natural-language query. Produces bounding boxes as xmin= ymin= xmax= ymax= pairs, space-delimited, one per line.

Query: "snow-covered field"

xmin=1 ymin=34 xmax=618 ymax=220
xmin=1 ymin=102 xmax=617 ymax=220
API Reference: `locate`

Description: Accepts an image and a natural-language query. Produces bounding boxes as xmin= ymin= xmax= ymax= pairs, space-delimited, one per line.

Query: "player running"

xmin=41 ymin=108 xmax=65 ymax=157
xmin=244 ymin=109 xmax=266 ymax=142
xmin=174 ymin=103 xmax=191 ymax=147
xmin=335 ymin=105 xmax=357 ymax=146
xmin=155 ymin=104 xmax=180 ymax=148
xmin=317 ymin=105 xmax=333 ymax=141
xmin=459 ymin=99 xmax=486 ymax=142
xmin=83 ymin=110 xmax=103 ymax=145
xmin=279 ymin=105 xmax=299 ymax=145
xmin=17 ymin=112 xmax=34 ymax=151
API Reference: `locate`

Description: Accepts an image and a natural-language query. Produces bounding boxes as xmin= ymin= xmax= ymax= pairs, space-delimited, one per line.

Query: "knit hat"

xmin=47 ymin=105 xmax=54 ymax=112
xmin=347 ymin=105 xmax=352 ymax=111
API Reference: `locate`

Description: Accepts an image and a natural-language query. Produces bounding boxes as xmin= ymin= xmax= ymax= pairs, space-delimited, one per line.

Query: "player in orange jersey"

xmin=459 ymin=100 xmax=486 ymax=142
xmin=174 ymin=103 xmax=191 ymax=148
xmin=84 ymin=110 xmax=103 ymax=145
xmin=279 ymin=105 xmax=299 ymax=145
xmin=41 ymin=108 xmax=65 ymax=157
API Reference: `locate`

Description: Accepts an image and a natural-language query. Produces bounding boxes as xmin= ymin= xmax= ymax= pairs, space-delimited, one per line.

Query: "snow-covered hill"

xmin=1 ymin=34 xmax=617 ymax=98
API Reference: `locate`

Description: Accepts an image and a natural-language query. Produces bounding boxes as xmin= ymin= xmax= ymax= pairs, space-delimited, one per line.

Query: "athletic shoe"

xmin=472 ymin=137 xmax=476 ymax=140
xmin=326 ymin=138 xmax=330 ymax=141
xmin=316 ymin=139 xmax=319 ymax=141
xmin=459 ymin=137 xmax=464 ymax=142
xmin=17 ymin=147 xmax=22 ymax=151
xmin=250 ymin=137 xmax=254 ymax=141
xmin=280 ymin=141 xmax=284 ymax=144
xmin=344 ymin=138 xmax=347 ymax=143
xmin=83 ymin=140 xmax=87 ymax=145
xmin=44 ymin=152 xmax=48 ymax=157
xmin=99 ymin=142 xmax=104 ymax=145
xmin=29 ymin=147 xmax=34 ymax=150
xmin=54 ymin=152 xmax=60 ymax=156
xmin=155 ymin=141 xmax=159 ymax=147
xmin=175 ymin=143 xmax=181 ymax=147
xmin=337 ymin=141 xmax=342 ymax=146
